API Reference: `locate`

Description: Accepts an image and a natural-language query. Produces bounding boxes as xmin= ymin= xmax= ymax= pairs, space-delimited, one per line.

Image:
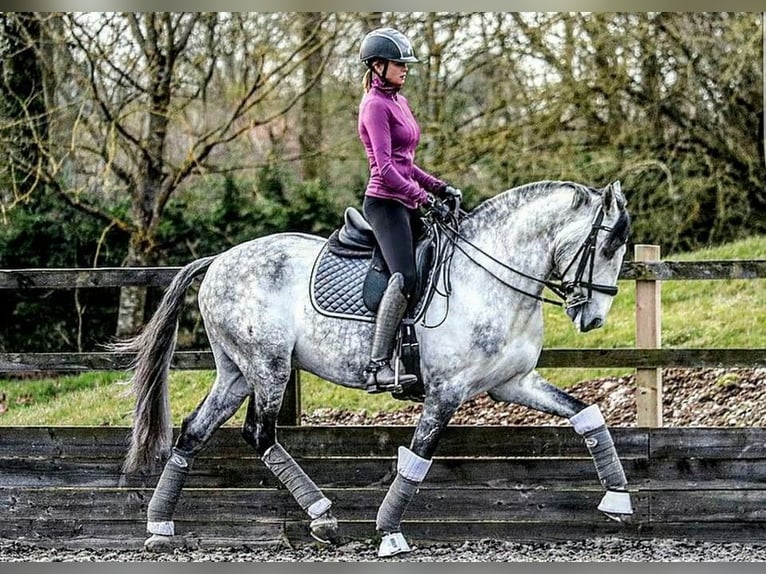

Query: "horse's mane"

xmin=462 ymin=180 xmax=630 ymax=252
xmin=462 ymin=180 xmax=597 ymax=232
xmin=469 ymin=180 xmax=598 ymax=216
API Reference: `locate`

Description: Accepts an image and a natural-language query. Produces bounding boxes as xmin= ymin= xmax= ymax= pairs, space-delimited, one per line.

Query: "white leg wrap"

xmin=262 ymin=443 xmax=332 ymax=519
xmin=569 ymin=404 xmax=606 ymax=435
xmin=307 ymin=497 xmax=332 ymax=520
xmin=397 ymin=446 xmax=432 ymax=482
xmin=146 ymin=449 xmax=192 ymax=532
xmin=599 ymin=490 xmax=633 ymax=515
xmin=378 ymin=532 xmax=411 ymax=558
xmin=147 ymin=520 xmax=174 ymax=536
xmin=376 ymin=447 xmax=432 ymax=536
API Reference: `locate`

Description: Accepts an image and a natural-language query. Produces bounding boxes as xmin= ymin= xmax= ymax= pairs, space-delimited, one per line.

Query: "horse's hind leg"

xmin=240 ymin=371 xmax=339 ymax=545
xmin=144 ymin=348 xmax=250 ymax=552
xmin=488 ymin=370 xmax=633 ymax=520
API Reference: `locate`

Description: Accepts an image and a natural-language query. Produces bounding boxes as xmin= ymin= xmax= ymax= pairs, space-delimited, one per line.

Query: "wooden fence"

xmin=1 ymin=248 xmax=766 ymax=548
xmin=2 ymin=425 xmax=766 ymax=549
xmin=1 ymin=245 xmax=765 ymax=426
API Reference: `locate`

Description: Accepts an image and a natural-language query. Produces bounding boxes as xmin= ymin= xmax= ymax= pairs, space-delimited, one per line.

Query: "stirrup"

xmin=391 ymin=380 xmax=425 ymax=403
xmin=364 ymin=360 xmax=415 ymax=394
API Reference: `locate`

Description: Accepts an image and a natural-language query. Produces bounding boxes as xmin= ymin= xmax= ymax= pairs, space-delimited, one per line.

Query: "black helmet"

xmin=359 ymin=27 xmax=418 ymax=65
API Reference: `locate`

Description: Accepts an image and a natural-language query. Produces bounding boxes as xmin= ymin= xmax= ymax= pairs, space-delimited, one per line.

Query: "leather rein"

xmin=426 ymin=199 xmax=620 ymax=310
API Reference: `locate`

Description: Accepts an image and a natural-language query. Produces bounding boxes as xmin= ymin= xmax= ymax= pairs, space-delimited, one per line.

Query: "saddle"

xmin=310 ymin=207 xmax=438 ymax=401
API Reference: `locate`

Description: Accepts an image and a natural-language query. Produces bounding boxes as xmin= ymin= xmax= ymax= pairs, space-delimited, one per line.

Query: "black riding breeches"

xmin=363 ymin=196 xmax=425 ymax=299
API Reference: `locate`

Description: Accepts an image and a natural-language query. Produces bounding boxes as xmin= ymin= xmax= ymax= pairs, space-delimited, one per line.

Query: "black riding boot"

xmin=365 ymin=273 xmax=417 ymax=393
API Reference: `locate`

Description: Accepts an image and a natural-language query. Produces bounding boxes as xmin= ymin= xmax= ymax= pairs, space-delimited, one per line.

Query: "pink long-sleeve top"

xmin=358 ymin=76 xmax=445 ymax=210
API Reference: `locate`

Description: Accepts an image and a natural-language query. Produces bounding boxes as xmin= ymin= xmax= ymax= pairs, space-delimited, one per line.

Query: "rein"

xmin=427 ymin=199 xmax=619 ymax=310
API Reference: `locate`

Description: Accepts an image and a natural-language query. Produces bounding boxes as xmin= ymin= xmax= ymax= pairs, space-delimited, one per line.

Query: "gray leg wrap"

xmin=376 ymin=446 xmax=432 ymax=533
xmin=376 ymin=473 xmax=420 ymax=533
xmin=583 ymin=425 xmax=628 ymax=489
xmin=262 ymin=443 xmax=331 ymax=519
xmin=569 ymin=405 xmax=627 ymax=489
xmin=147 ymin=449 xmax=193 ymax=535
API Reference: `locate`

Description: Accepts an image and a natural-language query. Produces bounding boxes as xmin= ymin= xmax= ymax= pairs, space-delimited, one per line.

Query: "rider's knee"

xmin=400 ymin=270 xmax=417 ymax=299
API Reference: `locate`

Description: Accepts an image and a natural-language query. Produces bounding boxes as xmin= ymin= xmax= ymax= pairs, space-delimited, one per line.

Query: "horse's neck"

xmin=460 ymin=193 xmax=571 ymax=286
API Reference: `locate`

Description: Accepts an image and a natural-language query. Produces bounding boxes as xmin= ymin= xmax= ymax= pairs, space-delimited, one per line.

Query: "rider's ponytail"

xmin=362 ymin=68 xmax=373 ymax=93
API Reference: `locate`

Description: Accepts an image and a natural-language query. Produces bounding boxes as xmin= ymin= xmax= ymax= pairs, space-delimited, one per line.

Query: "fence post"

xmin=635 ymin=244 xmax=662 ymax=427
xmin=277 ymin=369 xmax=302 ymax=426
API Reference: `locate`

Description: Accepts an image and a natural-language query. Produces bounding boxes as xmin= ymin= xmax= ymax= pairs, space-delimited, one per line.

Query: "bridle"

xmin=427 ymin=199 xmax=622 ymax=311
xmin=544 ymin=207 xmax=620 ymax=309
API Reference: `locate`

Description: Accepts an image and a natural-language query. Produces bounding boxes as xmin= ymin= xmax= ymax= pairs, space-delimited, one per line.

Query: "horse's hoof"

xmin=598 ymin=489 xmax=633 ymax=522
xmin=602 ymin=511 xmax=633 ymax=524
xmin=378 ymin=531 xmax=411 ymax=558
xmin=144 ymin=534 xmax=173 ymax=553
xmin=310 ymin=512 xmax=340 ymax=544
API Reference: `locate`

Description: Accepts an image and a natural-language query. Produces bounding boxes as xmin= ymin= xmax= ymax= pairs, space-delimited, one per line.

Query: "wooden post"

xmin=635 ymin=244 xmax=662 ymax=427
xmin=277 ymin=369 xmax=302 ymax=426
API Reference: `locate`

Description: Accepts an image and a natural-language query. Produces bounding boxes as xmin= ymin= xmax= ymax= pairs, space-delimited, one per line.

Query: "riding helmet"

xmin=359 ymin=27 xmax=419 ymax=65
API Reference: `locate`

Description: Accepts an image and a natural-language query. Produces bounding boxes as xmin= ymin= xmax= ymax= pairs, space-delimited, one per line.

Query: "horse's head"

xmin=553 ymin=181 xmax=631 ymax=333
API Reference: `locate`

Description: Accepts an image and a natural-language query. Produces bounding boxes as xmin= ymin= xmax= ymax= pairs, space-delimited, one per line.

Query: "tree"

xmin=1 ymin=13 xmax=763 ymax=352
xmin=299 ymin=12 xmax=325 ymax=182
xmin=1 ymin=12 xmax=340 ymax=336
xmin=0 ymin=13 xmax=46 ymax=214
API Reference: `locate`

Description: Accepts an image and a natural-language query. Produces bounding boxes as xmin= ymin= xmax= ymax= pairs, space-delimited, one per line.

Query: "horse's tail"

xmin=113 ymin=255 xmax=217 ymax=474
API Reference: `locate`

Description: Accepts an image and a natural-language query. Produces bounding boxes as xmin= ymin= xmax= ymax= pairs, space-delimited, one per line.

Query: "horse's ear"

xmin=603 ymin=180 xmax=622 ymax=213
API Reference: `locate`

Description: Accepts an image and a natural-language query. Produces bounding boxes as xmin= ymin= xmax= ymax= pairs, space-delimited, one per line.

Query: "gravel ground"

xmin=4 ymin=367 xmax=766 ymax=562
xmin=2 ymin=537 xmax=766 ymax=562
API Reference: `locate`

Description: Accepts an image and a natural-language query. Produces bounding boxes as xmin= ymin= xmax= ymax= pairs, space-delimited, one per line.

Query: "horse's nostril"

xmin=583 ymin=317 xmax=604 ymax=332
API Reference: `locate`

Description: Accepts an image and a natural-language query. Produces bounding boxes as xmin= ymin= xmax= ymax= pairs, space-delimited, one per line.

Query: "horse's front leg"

xmin=375 ymin=390 xmax=461 ymax=558
xmin=488 ymin=370 xmax=633 ymax=521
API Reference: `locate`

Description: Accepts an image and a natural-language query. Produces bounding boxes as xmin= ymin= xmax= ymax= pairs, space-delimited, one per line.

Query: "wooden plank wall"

xmin=1 ymin=426 xmax=766 ymax=549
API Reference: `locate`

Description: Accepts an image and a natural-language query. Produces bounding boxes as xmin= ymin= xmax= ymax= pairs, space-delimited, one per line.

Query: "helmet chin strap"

xmin=368 ymin=60 xmax=392 ymax=86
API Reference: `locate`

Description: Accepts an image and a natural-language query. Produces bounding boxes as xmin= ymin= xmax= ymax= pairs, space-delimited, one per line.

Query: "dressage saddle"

xmin=327 ymin=206 xmax=434 ymax=315
xmin=310 ymin=207 xmax=436 ymax=402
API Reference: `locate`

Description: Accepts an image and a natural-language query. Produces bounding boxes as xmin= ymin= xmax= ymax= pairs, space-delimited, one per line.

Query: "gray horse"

xmin=117 ymin=180 xmax=632 ymax=557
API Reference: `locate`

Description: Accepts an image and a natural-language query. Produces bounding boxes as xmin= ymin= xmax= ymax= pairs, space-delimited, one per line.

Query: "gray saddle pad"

xmin=310 ymin=242 xmax=377 ymax=322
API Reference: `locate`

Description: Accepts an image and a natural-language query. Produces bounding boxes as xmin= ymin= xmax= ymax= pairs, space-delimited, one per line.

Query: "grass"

xmin=1 ymin=235 xmax=764 ymax=426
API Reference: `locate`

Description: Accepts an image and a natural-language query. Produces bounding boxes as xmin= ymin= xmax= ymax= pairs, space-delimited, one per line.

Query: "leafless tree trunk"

xmin=2 ymin=12 xmax=339 ymax=337
xmin=299 ymin=12 xmax=325 ymax=182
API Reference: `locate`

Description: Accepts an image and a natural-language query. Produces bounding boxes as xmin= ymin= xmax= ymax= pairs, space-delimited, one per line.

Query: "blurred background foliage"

xmin=0 ymin=12 xmax=763 ymax=352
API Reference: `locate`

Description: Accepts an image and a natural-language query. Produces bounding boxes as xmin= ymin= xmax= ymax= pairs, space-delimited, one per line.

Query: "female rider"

xmin=357 ymin=27 xmax=462 ymax=393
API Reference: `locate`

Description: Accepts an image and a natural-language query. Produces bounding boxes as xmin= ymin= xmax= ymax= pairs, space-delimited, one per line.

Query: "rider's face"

xmin=376 ymin=60 xmax=408 ymax=87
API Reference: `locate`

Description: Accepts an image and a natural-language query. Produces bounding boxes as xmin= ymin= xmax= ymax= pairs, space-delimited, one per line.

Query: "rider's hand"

xmin=442 ymin=185 xmax=463 ymax=201
xmin=427 ymin=194 xmax=450 ymax=220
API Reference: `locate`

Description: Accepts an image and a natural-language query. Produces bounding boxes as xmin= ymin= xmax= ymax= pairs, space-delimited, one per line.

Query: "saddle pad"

xmin=310 ymin=242 xmax=377 ymax=322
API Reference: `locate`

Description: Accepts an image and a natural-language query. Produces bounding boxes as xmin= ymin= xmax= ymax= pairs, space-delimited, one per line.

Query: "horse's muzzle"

xmin=581 ymin=316 xmax=604 ymax=332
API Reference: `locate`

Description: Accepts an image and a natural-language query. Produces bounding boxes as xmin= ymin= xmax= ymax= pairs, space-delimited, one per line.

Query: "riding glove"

xmin=426 ymin=195 xmax=451 ymax=220
xmin=440 ymin=185 xmax=463 ymax=201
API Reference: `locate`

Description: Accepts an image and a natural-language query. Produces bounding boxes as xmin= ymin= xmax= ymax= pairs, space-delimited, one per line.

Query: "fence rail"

xmin=2 ymin=248 xmax=765 ymax=426
xmin=2 ymin=347 xmax=766 ymax=374
xmin=2 ymin=252 xmax=765 ymax=548
xmin=1 ymin=259 xmax=765 ymax=289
